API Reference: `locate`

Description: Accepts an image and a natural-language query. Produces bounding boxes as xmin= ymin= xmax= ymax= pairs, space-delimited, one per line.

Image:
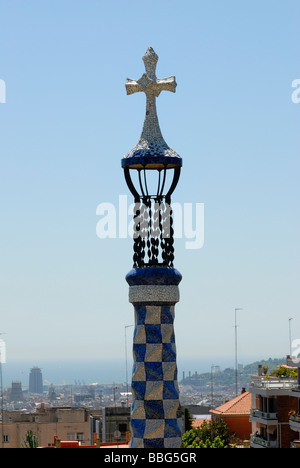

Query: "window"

xmin=77 ymin=433 xmax=84 ymax=442
xmin=119 ymin=423 xmax=127 ymax=434
xmin=3 ymin=435 xmax=9 ymax=443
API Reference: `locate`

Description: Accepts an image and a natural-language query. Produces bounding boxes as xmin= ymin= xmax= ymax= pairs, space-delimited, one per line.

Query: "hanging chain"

xmin=132 ymin=196 xmax=174 ymax=268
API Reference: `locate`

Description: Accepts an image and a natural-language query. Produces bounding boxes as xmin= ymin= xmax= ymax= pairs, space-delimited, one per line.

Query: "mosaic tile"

xmin=125 ymin=48 xmax=183 ymax=449
xmin=130 ymin=300 xmax=182 ymax=448
xmin=122 ymin=48 xmax=182 ymax=169
xmin=126 ymin=267 xmax=182 ymax=286
xmin=144 ymin=381 xmax=163 ymax=401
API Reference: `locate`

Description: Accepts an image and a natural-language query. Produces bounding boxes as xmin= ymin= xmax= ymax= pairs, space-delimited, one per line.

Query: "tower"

xmin=29 ymin=366 xmax=43 ymax=394
xmin=122 ymin=47 xmax=183 ymax=448
xmin=9 ymin=381 xmax=24 ymax=402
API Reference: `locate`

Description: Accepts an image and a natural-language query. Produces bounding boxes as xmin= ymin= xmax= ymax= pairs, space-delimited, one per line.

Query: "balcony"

xmin=250 ymin=409 xmax=278 ymax=425
xmin=250 ymin=434 xmax=277 ymax=448
xmin=289 ymin=412 xmax=300 ymax=433
xmin=250 ymin=375 xmax=297 ymax=396
xmin=291 ymin=440 xmax=300 ymax=449
xmin=291 ymin=385 xmax=300 ymax=396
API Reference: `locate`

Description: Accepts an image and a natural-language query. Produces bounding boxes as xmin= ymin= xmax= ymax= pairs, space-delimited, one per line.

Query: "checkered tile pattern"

xmin=130 ymin=304 xmax=182 ymax=448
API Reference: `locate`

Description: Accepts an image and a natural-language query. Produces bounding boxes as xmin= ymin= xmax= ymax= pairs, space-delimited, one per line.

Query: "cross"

xmin=126 ymin=47 xmax=176 ymax=97
xmin=125 ymin=47 xmax=177 ymax=144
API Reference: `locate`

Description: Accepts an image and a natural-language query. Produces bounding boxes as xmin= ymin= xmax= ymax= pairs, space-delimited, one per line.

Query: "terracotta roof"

xmin=210 ymin=391 xmax=251 ymax=417
xmin=277 ymin=364 xmax=297 ymax=369
xmin=192 ymin=418 xmax=210 ymax=429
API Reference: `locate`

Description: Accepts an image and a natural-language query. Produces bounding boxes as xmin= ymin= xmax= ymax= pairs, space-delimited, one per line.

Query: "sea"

xmin=1 ymin=356 xmax=259 ymax=389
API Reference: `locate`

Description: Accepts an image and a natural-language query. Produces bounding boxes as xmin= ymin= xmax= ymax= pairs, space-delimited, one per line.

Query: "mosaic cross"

xmin=125 ymin=47 xmax=177 ymax=146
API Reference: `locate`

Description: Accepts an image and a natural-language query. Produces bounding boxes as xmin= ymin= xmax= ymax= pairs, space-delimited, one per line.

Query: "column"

xmin=126 ymin=267 xmax=182 ymax=448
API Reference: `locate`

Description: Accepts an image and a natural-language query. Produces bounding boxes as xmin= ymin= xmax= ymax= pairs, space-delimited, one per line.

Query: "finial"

xmin=122 ymin=47 xmax=182 ymax=169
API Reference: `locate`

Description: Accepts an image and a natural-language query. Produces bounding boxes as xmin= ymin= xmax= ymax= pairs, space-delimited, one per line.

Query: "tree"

xmin=182 ymin=419 xmax=232 ymax=449
xmin=271 ymin=366 xmax=297 ymax=379
xmin=184 ymin=407 xmax=193 ymax=431
xmin=23 ymin=430 xmax=39 ymax=448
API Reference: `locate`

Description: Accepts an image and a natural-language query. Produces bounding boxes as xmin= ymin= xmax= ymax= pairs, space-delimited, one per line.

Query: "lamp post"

xmin=0 ymin=351 xmax=3 ymax=449
xmin=0 ymin=333 xmax=6 ymax=449
xmin=289 ymin=318 xmax=293 ymax=356
xmin=234 ymin=308 xmax=243 ymax=397
xmin=125 ymin=324 xmax=134 ymax=406
xmin=122 ymin=47 xmax=183 ymax=448
xmin=210 ymin=365 xmax=219 ymax=443
xmin=210 ymin=365 xmax=219 ymax=408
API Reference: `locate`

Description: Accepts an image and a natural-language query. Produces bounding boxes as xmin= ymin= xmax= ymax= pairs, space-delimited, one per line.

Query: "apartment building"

xmin=286 ymin=357 xmax=300 ymax=447
xmin=249 ymin=360 xmax=298 ymax=448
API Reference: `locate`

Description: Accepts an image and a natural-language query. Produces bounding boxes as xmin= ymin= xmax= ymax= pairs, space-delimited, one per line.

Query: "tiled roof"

xmin=210 ymin=391 xmax=251 ymax=416
xmin=192 ymin=418 xmax=211 ymax=429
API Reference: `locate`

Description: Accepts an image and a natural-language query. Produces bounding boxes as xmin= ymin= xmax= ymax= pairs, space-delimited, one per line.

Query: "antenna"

xmin=125 ymin=325 xmax=134 ymax=406
xmin=0 ymin=332 xmax=6 ymax=449
xmin=234 ymin=309 xmax=243 ymax=397
xmin=289 ymin=318 xmax=293 ymax=356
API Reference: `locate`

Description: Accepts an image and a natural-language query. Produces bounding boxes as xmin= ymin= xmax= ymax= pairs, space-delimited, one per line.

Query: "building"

xmin=210 ymin=389 xmax=252 ymax=441
xmin=1 ymin=406 xmax=102 ymax=448
xmin=286 ymin=357 xmax=300 ymax=447
xmin=1 ymin=405 xmax=132 ymax=448
xmin=9 ymin=381 xmax=24 ymax=402
xmin=39 ymin=435 xmax=129 ymax=448
xmin=94 ymin=407 xmax=131 ymax=443
xmin=29 ymin=367 xmax=43 ymax=394
xmin=249 ymin=361 xmax=298 ymax=448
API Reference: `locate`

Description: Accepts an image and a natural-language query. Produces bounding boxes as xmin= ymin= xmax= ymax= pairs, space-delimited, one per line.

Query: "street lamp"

xmin=210 ymin=365 xmax=219 ymax=443
xmin=234 ymin=308 xmax=243 ymax=397
xmin=0 ymin=333 xmax=6 ymax=449
xmin=124 ymin=324 xmax=134 ymax=406
xmin=210 ymin=365 xmax=219 ymax=408
xmin=289 ymin=318 xmax=293 ymax=356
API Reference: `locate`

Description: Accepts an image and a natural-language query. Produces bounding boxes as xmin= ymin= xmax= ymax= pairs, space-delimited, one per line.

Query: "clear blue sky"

xmin=0 ymin=0 xmax=299 ymax=378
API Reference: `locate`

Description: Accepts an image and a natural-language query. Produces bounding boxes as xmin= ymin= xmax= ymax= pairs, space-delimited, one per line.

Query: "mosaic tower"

xmin=122 ymin=47 xmax=183 ymax=448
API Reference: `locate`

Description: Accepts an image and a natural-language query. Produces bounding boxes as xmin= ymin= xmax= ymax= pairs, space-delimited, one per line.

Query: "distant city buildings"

xmin=9 ymin=382 xmax=24 ymax=402
xmin=29 ymin=367 xmax=43 ymax=394
xmin=3 ymin=358 xmax=300 ymax=448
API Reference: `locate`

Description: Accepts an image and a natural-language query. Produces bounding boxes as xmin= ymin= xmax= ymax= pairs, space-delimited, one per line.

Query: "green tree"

xmin=184 ymin=407 xmax=193 ymax=431
xmin=271 ymin=366 xmax=297 ymax=379
xmin=182 ymin=419 xmax=231 ymax=449
xmin=23 ymin=430 xmax=39 ymax=448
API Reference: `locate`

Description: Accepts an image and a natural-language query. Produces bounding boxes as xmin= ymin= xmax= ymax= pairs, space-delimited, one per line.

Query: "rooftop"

xmin=210 ymin=391 xmax=251 ymax=417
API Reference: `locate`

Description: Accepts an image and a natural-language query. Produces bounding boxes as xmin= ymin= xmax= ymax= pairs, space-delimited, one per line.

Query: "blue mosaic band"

xmin=126 ymin=268 xmax=182 ymax=448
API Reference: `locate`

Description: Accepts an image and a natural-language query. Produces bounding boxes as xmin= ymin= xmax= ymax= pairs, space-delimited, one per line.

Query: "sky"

xmin=0 ymin=0 xmax=299 ymax=383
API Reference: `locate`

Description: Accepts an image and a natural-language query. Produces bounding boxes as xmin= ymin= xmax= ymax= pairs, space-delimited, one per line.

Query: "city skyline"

xmin=0 ymin=1 xmax=299 ymax=373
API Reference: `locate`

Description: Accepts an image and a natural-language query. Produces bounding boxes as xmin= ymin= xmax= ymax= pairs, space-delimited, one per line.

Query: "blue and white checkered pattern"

xmin=130 ymin=304 xmax=182 ymax=448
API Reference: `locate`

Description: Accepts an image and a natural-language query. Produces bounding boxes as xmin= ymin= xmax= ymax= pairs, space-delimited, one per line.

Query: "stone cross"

xmin=125 ymin=47 xmax=177 ymax=146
